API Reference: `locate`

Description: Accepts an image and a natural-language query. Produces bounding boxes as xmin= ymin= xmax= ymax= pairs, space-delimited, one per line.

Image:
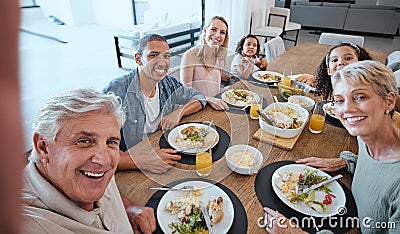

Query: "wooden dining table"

xmin=115 ymin=42 xmax=387 ymax=234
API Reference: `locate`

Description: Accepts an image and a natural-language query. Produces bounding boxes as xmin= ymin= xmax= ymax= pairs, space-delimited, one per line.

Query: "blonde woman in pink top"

xmin=180 ymin=16 xmax=230 ymax=110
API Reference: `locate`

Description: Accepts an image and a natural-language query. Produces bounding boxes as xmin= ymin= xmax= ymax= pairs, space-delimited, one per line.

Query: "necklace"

xmin=379 ymin=127 xmax=400 ymax=160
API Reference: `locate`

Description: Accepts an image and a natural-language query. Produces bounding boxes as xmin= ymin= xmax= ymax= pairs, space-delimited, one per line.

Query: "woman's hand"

xmin=296 ymin=157 xmax=347 ymax=172
xmin=206 ymin=97 xmax=229 ymax=111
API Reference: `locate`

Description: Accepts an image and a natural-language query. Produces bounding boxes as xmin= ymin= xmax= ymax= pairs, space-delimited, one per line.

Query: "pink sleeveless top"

xmin=192 ymin=65 xmax=221 ymax=97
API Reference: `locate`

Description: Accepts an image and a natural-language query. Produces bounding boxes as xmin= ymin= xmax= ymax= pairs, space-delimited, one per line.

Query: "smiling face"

xmin=242 ymin=37 xmax=258 ymax=57
xmin=327 ymin=46 xmax=359 ymax=75
xmin=35 ymin=111 xmax=121 ymax=211
xmin=136 ymin=40 xmax=171 ymax=82
xmin=332 ymin=80 xmax=390 ymax=137
xmin=203 ymin=19 xmax=227 ymax=48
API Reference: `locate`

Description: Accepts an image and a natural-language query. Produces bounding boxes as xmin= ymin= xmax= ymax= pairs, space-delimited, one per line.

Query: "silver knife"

xmin=200 ymin=201 xmax=215 ymax=234
xmin=301 ymin=174 xmax=343 ymax=194
xmin=256 ymin=109 xmax=274 ymax=126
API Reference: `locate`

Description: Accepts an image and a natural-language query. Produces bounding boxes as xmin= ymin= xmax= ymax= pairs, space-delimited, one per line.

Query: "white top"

xmin=143 ymin=85 xmax=161 ymax=134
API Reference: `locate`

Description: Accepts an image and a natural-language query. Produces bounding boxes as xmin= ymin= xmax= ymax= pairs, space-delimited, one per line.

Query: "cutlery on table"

xmin=256 ymin=109 xmax=274 ymax=126
xmin=148 ymin=185 xmax=194 ymax=191
xmin=200 ymin=201 xmax=215 ymax=234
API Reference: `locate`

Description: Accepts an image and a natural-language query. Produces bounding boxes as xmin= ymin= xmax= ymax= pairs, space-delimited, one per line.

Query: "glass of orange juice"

xmin=309 ymin=103 xmax=326 ymax=134
xmin=196 ymin=149 xmax=212 ymax=177
xmin=281 ymin=77 xmax=291 ymax=87
xmin=250 ymin=103 xmax=261 ymax=119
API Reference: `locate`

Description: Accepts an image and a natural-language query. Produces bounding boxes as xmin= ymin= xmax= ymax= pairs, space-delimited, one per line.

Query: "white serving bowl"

xmin=225 ymin=145 xmax=263 ymax=175
xmin=288 ymin=95 xmax=315 ymax=111
xmin=259 ymin=102 xmax=309 ymax=138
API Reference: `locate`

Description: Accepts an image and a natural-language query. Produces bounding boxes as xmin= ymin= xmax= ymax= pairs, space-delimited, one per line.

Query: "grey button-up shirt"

xmin=103 ymin=69 xmax=206 ymax=151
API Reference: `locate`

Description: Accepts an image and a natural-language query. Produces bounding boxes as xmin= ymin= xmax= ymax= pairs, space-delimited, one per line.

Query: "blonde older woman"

xmin=266 ymin=61 xmax=400 ymax=234
xmin=180 ymin=16 xmax=230 ymax=110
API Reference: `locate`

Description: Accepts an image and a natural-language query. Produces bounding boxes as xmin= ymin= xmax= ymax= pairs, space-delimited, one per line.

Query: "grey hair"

xmin=29 ymin=88 xmax=126 ymax=162
xmin=331 ymin=60 xmax=398 ymax=115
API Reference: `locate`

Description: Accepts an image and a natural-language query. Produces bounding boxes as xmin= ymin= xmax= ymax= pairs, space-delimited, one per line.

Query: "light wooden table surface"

xmin=115 ymin=42 xmax=387 ymax=234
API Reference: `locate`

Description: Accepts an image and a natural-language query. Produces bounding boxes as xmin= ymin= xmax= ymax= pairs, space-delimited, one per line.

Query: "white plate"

xmin=167 ymin=123 xmax=219 ymax=155
xmin=157 ymin=181 xmax=234 ymax=234
xmin=289 ymin=74 xmax=316 ymax=92
xmin=221 ymin=89 xmax=260 ymax=107
xmin=252 ymin=70 xmax=283 ymax=83
xmin=272 ymin=164 xmax=346 ymax=217
xmin=322 ymin=102 xmax=339 ymax=119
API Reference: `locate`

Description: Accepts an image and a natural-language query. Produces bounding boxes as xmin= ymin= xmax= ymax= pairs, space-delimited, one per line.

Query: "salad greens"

xmin=168 ymin=207 xmax=208 ymax=234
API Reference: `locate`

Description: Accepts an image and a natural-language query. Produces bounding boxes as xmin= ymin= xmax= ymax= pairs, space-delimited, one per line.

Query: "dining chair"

xmin=267 ymin=6 xmax=302 ymax=46
xmin=386 ymin=50 xmax=400 ymax=72
xmin=318 ymin=33 xmax=364 ymax=47
xmin=250 ymin=9 xmax=283 ymax=45
xmin=263 ymin=36 xmax=286 ymax=63
xmin=395 ymin=70 xmax=400 ymax=88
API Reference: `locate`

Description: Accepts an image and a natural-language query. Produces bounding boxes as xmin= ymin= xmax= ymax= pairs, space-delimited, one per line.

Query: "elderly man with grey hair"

xmin=21 ymin=88 xmax=156 ymax=233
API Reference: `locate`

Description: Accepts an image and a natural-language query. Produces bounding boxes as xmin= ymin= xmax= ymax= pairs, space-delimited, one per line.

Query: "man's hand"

xmin=126 ymin=205 xmax=156 ymax=234
xmin=134 ymin=148 xmax=181 ymax=174
xmin=160 ymin=110 xmax=182 ymax=130
xmin=263 ymin=207 xmax=307 ymax=234
xmin=296 ymin=157 xmax=347 ymax=172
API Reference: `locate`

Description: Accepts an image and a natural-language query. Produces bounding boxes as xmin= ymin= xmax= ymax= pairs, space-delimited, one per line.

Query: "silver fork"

xmin=200 ymin=120 xmax=214 ymax=138
xmin=148 ymin=185 xmax=195 ymax=191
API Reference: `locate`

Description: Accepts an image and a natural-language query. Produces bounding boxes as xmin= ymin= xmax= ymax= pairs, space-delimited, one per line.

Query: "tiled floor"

xmin=19 ymin=7 xmax=400 ymax=149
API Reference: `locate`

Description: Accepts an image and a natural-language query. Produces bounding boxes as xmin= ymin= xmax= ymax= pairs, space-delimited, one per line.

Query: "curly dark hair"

xmin=235 ymin=34 xmax=261 ymax=58
xmin=315 ymin=43 xmax=372 ymax=100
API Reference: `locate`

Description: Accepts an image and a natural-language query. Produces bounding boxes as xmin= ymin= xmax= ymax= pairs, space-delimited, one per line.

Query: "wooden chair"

xmin=267 ymin=6 xmax=302 ymax=45
xmin=250 ymin=9 xmax=283 ymax=45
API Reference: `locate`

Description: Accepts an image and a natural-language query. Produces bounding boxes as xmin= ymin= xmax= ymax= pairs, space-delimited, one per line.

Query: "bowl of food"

xmin=288 ymin=95 xmax=315 ymax=111
xmin=276 ymin=80 xmax=312 ymax=100
xmin=258 ymin=102 xmax=309 ymax=138
xmin=225 ymin=145 xmax=263 ymax=175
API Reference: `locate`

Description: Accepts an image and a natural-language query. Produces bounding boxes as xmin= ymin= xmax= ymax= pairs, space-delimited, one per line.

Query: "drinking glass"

xmin=309 ymin=103 xmax=326 ymax=134
xmin=250 ymin=103 xmax=261 ymax=119
xmin=196 ymin=148 xmax=212 ymax=177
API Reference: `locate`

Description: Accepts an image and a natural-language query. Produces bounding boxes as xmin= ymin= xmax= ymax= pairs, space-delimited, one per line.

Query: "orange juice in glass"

xmin=196 ymin=150 xmax=212 ymax=176
xmin=250 ymin=103 xmax=261 ymax=119
xmin=309 ymin=103 xmax=326 ymax=134
xmin=282 ymin=77 xmax=291 ymax=87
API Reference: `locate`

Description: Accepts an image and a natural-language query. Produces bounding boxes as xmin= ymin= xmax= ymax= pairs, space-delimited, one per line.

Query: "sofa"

xmin=275 ymin=0 xmax=400 ymax=37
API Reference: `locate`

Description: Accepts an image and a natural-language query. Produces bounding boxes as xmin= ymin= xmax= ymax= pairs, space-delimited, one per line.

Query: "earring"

xmin=385 ymin=110 xmax=390 ymax=114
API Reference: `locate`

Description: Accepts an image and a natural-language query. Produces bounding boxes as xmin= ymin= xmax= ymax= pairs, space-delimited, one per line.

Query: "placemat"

xmin=146 ymin=178 xmax=248 ymax=234
xmin=254 ymin=161 xmax=358 ymax=234
xmin=159 ymin=124 xmax=230 ymax=165
xmin=253 ymin=127 xmax=305 ymax=150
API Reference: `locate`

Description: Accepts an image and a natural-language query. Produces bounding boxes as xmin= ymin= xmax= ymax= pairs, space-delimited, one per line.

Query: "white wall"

xmin=40 ymin=0 xmax=94 ymax=25
xmin=92 ymin=0 xmax=134 ymax=28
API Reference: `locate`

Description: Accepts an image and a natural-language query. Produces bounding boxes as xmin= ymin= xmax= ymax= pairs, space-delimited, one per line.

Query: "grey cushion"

xmin=294 ymin=1 xmax=322 ymax=6
xmin=350 ymin=4 xmax=397 ymax=10
xmin=322 ymin=2 xmax=351 ymax=8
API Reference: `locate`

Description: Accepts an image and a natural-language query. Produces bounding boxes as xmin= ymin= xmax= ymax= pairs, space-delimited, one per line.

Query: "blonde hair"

xmin=331 ymin=60 xmax=398 ymax=115
xmin=197 ymin=16 xmax=229 ymax=70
